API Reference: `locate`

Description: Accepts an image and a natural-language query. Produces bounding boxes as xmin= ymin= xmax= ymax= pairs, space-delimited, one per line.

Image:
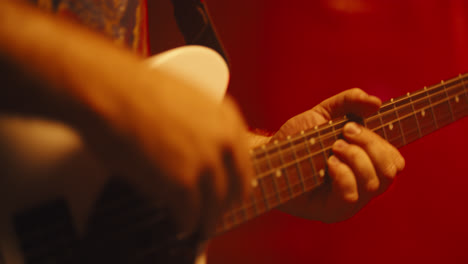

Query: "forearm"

xmin=0 ymin=1 xmax=146 ymax=128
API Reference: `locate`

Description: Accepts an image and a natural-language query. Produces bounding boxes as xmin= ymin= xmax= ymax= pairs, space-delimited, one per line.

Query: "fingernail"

xmin=345 ymin=192 xmax=359 ymax=203
xmin=328 ymin=155 xmax=340 ymax=165
xmin=344 ymin=122 xmax=362 ymax=136
xmin=333 ymin=139 xmax=347 ymax=151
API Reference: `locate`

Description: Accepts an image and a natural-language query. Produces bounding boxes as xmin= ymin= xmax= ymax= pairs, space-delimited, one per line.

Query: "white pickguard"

xmin=0 ymin=45 xmax=229 ymax=264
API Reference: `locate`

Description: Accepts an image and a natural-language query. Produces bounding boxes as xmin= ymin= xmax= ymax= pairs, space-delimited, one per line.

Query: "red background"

xmin=148 ymin=0 xmax=468 ymax=263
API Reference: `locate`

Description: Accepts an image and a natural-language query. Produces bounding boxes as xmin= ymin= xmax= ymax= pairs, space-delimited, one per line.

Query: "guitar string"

xmin=18 ymin=76 xmax=468 ymax=239
xmin=223 ymin=105 xmax=465 ymax=230
xmin=250 ymin=75 xmax=468 ymax=156
xmin=253 ymin=89 xmax=467 ymax=180
xmin=249 ymin=80 xmax=468 ymax=169
xmin=248 ymin=86 xmax=467 ymax=185
xmin=68 ymin=80 xmax=468 ymax=236
xmin=221 ymin=90 xmax=468 ymax=226
xmin=96 ymin=75 xmax=468 ymax=235
xmin=216 ymin=178 xmax=324 ymax=233
xmin=251 ymin=77 xmax=468 ymax=157
xmin=220 ymin=128 xmax=423 ymax=226
xmin=221 ymin=121 xmax=442 ymax=230
xmin=373 ymin=75 xmax=467 ymax=114
xmin=106 ymin=75 xmax=468 ymax=235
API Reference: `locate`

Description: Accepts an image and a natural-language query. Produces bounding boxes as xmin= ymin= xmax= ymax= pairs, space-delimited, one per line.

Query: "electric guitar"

xmin=0 ymin=46 xmax=467 ymax=264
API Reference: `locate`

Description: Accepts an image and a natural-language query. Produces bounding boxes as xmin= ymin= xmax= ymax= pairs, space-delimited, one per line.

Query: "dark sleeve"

xmin=170 ymin=0 xmax=230 ymax=66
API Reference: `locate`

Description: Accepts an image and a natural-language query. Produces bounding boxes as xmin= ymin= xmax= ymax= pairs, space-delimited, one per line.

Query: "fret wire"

xmin=251 ymin=77 xmax=466 ymax=157
xmin=220 ymin=183 xmax=302 ymax=222
xmin=378 ymin=111 xmax=389 ymax=141
xmin=227 ymin=124 xmax=424 ymax=221
xmin=301 ymin=132 xmax=319 ymax=185
xmin=254 ymin=106 xmax=457 ymax=182
xmin=409 ymin=93 xmax=422 ymax=138
xmin=253 ymin=89 xmax=468 ymax=180
xmin=367 ymin=82 xmax=462 ymax=123
xmin=443 ymin=82 xmax=456 ymax=122
xmin=329 ymin=122 xmax=338 ymax=165
xmin=36 ymin=78 xmax=468 ymax=241
xmin=366 ymin=80 xmax=466 ymax=123
xmin=264 ymin=146 xmax=282 ymax=203
xmin=288 ymin=136 xmax=306 ymax=192
xmin=254 ymin=89 xmax=466 ymax=181
xmin=222 ymin=178 xmax=317 ymax=230
xmin=249 ymin=74 xmax=468 ymax=158
xmin=317 ymin=131 xmax=328 ymax=178
xmin=247 ymin=153 xmax=260 ymax=220
xmin=69 ymin=83 xmax=468 ymax=239
xmin=276 ymin=141 xmax=294 ymax=198
xmin=460 ymin=77 xmax=468 ymax=117
xmin=461 ymin=76 xmax=468 ymax=104
xmin=256 ymin=176 xmax=271 ymax=211
xmin=330 ymin=122 xmax=339 ymax=142
xmin=367 ymin=83 xmax=467 ymax=125
xmin=317 ymin=132 xmax=326 ymax=157
xmin=392 ymin=101 xmax=406 ymax=146
xmin=250 ymin=155 xmax=261 ymax=217
xmin=426 ymin=88 xmax=439 ymax=129
xmin=222 ymin=203 xmax=256 ymax=225
xmin=221 ymin=77 xmax=468 ymax=234
xmin=224 ymin=200 xmax=246 ymax=228
xmin=377 ymin=74 xmax=466 ymax=109
xmin=257 ymin=154 xmax=270 ymax=210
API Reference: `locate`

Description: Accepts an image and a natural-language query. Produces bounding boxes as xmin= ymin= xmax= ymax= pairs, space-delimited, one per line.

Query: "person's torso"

xmin=30 ymin=0 xmax=148 ymax=56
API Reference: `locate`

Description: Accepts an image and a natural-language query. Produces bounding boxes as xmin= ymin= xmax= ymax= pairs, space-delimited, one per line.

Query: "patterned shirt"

xmin=30 ymin=0 xmax=148 ymax=56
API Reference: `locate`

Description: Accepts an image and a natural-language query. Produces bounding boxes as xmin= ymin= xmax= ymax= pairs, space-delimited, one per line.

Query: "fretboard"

xmin=215 ymin=73 xmax=468 ymax=235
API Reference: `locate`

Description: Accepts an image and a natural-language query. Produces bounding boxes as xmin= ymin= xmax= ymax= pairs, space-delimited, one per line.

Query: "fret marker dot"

xmin=456 ymin=96 xmax=460 ymax=103
xmin=314 ymin=126 xmax=319 ymax=130
xmin=421 ymin=109 xmax=426 ymax=117
xmin=274 ymin=140 xmax=279 ymax=144
xmin=319 ymin=169 xmax=325 ymax=178
xmin=251 ymin=179 xmax=258 ymax=187
xmin=329 ymin=120 xmax=333 ymax=125
xmin=424 ymin=86 xmax=428 ymax=90
xmin=389 ymin=123 xmax=394 ymax=131
xmin=275 ymin=170 xmax=282 ymax=177
xmin=391 ymin=98 xmax=394 ymax=102
xmin=407 ymin=92 xmax=410 ymax=96
xmin=300 ymin=130 xmax=305 ymax=135
xmin=309 ymin=137 xmax=316 ymax=145
xmin=287 ymin=135 xmax=292 ymax=140
xmin=441 ymin=80 xmax=445 ymax=84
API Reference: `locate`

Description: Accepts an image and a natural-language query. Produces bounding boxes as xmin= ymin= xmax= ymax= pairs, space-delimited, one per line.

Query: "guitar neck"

xmin=215 ymin=73 xmax=468 ymax=235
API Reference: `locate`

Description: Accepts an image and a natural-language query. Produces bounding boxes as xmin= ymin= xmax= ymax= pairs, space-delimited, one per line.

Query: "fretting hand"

xmin=274 ymin=88 xmax=405 ymax=223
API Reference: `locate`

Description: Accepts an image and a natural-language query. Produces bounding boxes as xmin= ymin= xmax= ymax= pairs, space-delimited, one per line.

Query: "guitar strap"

xmin=170 ymin=0 xmax=230 ymax=66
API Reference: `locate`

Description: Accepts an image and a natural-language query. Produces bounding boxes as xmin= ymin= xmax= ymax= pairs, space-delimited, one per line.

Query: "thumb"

xmin=318 ymin=88 xmax=381 ymax=119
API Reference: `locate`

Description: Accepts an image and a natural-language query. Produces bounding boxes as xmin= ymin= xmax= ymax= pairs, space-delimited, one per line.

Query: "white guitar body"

xmin=0 ymin=45 xmax=229 ymax=264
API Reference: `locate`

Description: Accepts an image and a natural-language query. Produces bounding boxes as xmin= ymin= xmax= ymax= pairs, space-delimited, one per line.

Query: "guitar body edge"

xmin=0 ymin=46 xmax=228 ymax=264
